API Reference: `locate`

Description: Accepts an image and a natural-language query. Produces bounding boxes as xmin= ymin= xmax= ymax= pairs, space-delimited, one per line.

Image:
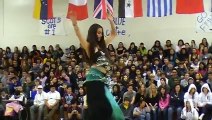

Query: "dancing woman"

xmin=69 ymin=11 xmax=124 ymax=120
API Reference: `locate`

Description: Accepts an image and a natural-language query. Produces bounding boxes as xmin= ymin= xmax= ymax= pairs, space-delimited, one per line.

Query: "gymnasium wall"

xmin=0 ymin=0 xmax=211 ymax=51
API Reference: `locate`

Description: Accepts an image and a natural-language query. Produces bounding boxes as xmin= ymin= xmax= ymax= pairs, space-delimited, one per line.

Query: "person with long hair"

xmin=151 ymin=40 xmax=163 ymax=58
xmin=107 ymin=44 xmax=116 ymax=56
xmin=116 ymin=42 xmax=127 ymax=59
xmin=168 ymin=84 xmax=184 ymax=120
xmin=158 ymin=86 xmax=170 ymax=120
xmin=128 ymin=42 xmax=138 ymax=55
xmin=197 ymin=83 xmax=212 ymax=120
xmin=69 ymin=11 xmax=124 ymax=120
xmin=175 ymin=39 xmax=185 ymax=53
xmin=201 ymin=38 xmax=209 ymax=47
xmin=184 ymin=84 xmax=199 ymax=111
xmin=191 ymin=40 xmax=197 ymax=49
xmin=112 ymin=84 xmax=122 ymax=105
xmin=133 ymin=84 xmax=146 ymax=106
xmin=181 ymin=99 xmax=199 ymax=120
xmin=189 ymin=48 xmax=199 ymax=63
xmin=146 ymin=83 xmax=159 ymax=120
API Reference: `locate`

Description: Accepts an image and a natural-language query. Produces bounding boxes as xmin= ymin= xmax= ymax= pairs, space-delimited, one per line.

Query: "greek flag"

xmin=147 ymin=0 xmax=172 ymax=17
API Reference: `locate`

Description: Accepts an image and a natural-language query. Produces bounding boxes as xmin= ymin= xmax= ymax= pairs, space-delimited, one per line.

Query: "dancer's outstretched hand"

xmin=107 ymin=12 xmax=114 ymax=21
xmin=69 ymin=11 xmax=77 ymax=25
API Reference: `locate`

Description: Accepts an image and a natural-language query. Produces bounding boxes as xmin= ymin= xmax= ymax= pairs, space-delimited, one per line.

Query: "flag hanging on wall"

xmin=118 ymin=0 xmax=142 ymax=18
xmin=147 ymin=0 xmax=172 ymax=17
xmin=93 ymin=0 xmax=114 ymax=19
xmin=33 ymin=0 xmax=53 ymax=20
xmin=66 ymin=0 xmax=88 ymax=20
xmin=176 ymin=0 xmax=204 ymax=14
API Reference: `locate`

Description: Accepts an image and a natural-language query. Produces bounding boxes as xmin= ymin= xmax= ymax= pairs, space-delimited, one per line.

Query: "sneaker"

xmin=199 ymin=114 xmax=205 ymax=120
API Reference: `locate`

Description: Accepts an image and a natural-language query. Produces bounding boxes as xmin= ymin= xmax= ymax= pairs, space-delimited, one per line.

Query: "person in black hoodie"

xmin=112 ymin=84 xmax=122 ymax=105
xmin=168 ymin=84 xmax=184 ymax=120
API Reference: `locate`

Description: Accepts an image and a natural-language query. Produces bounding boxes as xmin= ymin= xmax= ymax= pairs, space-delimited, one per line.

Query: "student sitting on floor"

xmin=133 ymin=99 xmax=150 ymax=120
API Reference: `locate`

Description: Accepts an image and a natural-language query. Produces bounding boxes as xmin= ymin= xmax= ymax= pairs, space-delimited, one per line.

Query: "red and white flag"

xmin=118 ymin=0 xmax=143 ymax=18
xmin=67 ymin=0 xmax=88 ymax=20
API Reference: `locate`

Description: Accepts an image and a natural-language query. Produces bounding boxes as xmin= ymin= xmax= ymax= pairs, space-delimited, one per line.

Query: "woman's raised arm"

xmin=69 ymin=11 xmax=89 ymax=54
xmin=105 ymin=13 xmax=117 ymax=45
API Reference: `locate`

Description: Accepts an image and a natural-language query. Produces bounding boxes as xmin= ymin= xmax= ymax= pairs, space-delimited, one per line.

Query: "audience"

xmin=0 ymin=39 xmax=211 ymax=120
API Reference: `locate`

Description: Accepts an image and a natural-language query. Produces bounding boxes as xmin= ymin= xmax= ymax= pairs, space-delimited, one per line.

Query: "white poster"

xmin=39 ymin=17 xmax=66 ymax=36
xmin=196 ymin=11 xmax=212 ymax=33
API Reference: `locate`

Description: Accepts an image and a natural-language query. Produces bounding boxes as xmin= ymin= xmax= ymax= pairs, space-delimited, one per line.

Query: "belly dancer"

xmin=69 ymin=11 xmax=124 ymax=120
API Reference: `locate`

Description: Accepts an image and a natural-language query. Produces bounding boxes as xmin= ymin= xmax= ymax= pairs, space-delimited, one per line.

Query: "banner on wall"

xmin=39 ymin=17 xmax=66 ymax=36
xmin=105 ymin=17 xmax=127 ymax=36
xmin=196 ymin=11 xmax=212 ymax=33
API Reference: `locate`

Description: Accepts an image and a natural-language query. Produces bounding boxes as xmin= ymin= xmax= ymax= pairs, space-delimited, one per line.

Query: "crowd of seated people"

xmin=0 ymin=38 xmax=211 ymax=120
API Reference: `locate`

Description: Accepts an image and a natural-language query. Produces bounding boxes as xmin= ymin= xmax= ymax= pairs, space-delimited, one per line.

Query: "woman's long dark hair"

xmin=173 ymin=84 xmax=182 ymax=93
xmin=112 ymin=84 xmax=121 ymax=94
xmin=84 ymin=23 xmax=110 ymax=66
xmin=84 ymin=81 xmax=112 ymax=120
xmin=158 ymin=86 xmax=167 ymax=100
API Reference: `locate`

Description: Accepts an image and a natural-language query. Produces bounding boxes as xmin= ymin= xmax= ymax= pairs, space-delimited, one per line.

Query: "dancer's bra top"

xmin=84 ymin=50 xmax=109 ymax=84
xmin=93 ymin=50 xmax=109 ymax=67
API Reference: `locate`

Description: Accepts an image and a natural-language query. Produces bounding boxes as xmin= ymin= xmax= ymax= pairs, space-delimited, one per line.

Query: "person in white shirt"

xmin=181 ymin=99 xmax=199 ymax=120
xmin=197 ymin=83 xmax=212 ymax=120
xmin=30 ymin=85 xmax=46 ymax=120
xmin=157 ymin=73 xmax=169 ymax=88
xmin=184 ymin=84 xmax=199 ymax=110
xmin=44 ymin=85 xmax=61 ymax=120
xmin=190 ymin=58 xmax=199 ymax=72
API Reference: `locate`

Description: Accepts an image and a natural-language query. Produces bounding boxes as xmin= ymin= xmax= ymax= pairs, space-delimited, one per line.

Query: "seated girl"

xmin=181 ymin=99 xmax=199 ymax=120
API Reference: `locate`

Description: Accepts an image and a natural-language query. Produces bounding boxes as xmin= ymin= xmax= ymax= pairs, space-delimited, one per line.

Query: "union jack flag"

xmin=93 ymin=0 xmax=113 ymax=19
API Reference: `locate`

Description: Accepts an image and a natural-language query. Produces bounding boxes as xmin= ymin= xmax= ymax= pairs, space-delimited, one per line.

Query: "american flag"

xmin=93 ymin=0 xmax=113 ymax=19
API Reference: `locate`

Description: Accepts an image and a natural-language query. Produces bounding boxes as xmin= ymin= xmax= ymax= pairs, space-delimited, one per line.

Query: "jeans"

xmin=168 ymin=106 xmax=182 ymax=120
xmin=151 ymin=109 xmax=157 ymax=120
xmin=158 ymin=108 xmax=167 ymax=120
xmin=30 ymin=105 xmax=44 ymax=120
xmin=134 ymin=113 xmax=151 ymax=120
